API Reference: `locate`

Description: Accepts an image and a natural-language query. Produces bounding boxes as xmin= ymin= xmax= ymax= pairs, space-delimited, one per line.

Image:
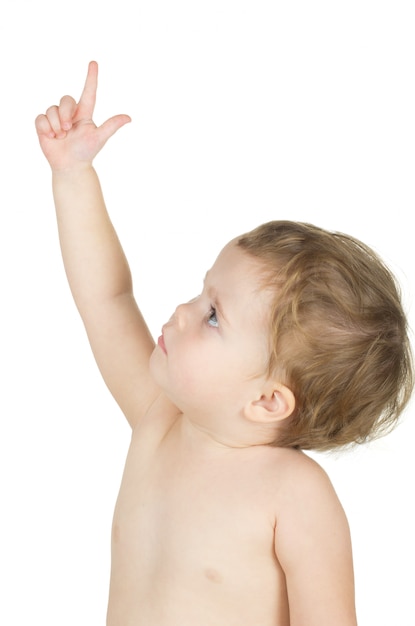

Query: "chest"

xmin=111 ymin=428 xmax=277 ymax=577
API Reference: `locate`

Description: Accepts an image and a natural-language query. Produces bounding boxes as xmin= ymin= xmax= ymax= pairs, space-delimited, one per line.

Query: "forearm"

xmin=52 ymin=165 xmax=132 ymax=316
xmin=36 ymin=64 xmax=161 ymax=426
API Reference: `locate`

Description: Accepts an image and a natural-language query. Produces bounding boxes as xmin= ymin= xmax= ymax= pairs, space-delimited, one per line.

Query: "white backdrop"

xmin=1 ymin=1 xmax=414 ymax=624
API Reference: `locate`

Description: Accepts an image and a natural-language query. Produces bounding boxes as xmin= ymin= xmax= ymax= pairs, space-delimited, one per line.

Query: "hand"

xmin=35 ymin=61 xmax=131 ymax=172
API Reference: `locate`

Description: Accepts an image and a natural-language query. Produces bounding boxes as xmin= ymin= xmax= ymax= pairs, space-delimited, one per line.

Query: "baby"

xmin=35 ymin=61 xmax=413 ymax=626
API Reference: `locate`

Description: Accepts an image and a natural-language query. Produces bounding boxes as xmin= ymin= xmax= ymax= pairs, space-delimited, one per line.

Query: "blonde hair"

xmin=238 ymin=221 xmax=414 ymax=451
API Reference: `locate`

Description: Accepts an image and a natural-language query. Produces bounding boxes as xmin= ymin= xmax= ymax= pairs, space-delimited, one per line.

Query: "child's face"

xmin=150 ymin=242 xmax=273 ymax=427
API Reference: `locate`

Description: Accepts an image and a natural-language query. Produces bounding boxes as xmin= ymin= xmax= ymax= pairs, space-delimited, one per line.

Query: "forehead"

xmin=206 ymin=242 xmax=270 ymax=316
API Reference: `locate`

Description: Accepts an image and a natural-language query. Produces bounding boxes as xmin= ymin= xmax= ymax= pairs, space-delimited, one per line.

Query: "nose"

xmin=171 ymin=299 xmax=194 ymax=329
xmin=170 ymin=302 xmax=187 ymax=329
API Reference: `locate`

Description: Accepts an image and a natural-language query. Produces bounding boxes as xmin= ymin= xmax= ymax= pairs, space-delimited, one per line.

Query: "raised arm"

xmin=35 ymin=61 xmax=160 ymax=428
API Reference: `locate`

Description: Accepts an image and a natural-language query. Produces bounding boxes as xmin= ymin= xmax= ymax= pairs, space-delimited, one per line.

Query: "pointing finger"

xmin=76 ymin=60 xmax=98 ymax=121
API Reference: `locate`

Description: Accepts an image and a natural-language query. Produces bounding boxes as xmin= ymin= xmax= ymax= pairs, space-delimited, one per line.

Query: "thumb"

xmin=97 ymin=114 xmax=132 ymax=145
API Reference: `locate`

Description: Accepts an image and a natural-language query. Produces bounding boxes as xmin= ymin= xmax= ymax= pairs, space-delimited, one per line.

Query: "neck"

xmin=179 ymin=411 xmax=277 ymax=451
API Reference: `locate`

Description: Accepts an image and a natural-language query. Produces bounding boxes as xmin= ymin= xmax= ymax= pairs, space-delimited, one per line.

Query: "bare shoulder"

xmin=268 ymin=448 xmax=357 ymax=626
xmin=272 ymin=447 xmax=350 ymax=546
xmin=249 ymin=446 xmax=346 ymax=530
xmin=277 ymin=448 xmax=340 ymax=500
xmin=259 ymin=446 xmax=336 ymax=496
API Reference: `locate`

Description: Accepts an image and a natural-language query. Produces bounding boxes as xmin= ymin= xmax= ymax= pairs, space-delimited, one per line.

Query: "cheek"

xmin=149 ymin=339 xmax=205 ymax=397
xmin=170 ymin=343 xmax=210 ymax=390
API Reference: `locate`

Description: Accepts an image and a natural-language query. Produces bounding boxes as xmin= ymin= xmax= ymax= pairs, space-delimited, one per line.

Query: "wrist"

xmin=52 ymin=162 xmax=96 ymax=181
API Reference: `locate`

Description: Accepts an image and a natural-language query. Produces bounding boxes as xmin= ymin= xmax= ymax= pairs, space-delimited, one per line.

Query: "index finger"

xmin=75 ymin=60 xmax=98 ymax=120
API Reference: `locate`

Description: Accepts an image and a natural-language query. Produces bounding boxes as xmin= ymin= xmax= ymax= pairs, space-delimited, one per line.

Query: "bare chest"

xmin=107 ymin=424 xmax=289 ymax=625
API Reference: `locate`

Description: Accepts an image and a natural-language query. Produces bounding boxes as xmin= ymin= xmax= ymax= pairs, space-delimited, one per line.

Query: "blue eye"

xmin=207 ymin=306 xmax=219 ymax=328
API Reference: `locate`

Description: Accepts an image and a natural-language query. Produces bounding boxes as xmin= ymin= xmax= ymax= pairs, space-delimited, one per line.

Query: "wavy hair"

xmin=238 ymin=221 xmax=413 ymax=451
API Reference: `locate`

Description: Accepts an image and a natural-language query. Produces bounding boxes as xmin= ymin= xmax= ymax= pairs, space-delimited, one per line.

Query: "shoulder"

xmin=253 ymin=446 xmax=346 ymax=530
xmin=271 ymin=448 xmax=352 ymax=580
xmin=272 ymin=448 xmax=349 ymax=535
xmin=256 ymin=446 xmax=351 ymax=569
xmin=260 ymin=446 xmax=336 ymax=499
xmin=270 ymin=449 xmax=357 ymax=625
xmin=279 ymin=448 xmax=338 ymax=499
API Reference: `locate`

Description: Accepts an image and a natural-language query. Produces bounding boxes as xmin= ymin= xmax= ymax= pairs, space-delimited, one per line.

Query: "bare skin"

xmin=35 ymin=62 xmax=358 ymax=626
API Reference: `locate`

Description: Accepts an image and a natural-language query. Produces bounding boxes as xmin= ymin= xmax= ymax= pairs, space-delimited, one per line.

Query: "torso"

xmin=106 ymin=395 xmax=301 ymax=626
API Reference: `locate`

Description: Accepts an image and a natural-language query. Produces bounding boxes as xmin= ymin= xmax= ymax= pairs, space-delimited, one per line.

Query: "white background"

xmin=1 ymin=1 xmax=414 ymax=624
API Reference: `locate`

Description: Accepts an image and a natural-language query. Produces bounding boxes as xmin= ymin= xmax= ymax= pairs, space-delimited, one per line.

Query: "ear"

xmin=244 ymin=383 xmax=295 ymax=424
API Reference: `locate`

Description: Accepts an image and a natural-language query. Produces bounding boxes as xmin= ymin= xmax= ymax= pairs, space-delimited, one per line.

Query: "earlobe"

xmin=245 ymin=384 xmax=295 ymax=424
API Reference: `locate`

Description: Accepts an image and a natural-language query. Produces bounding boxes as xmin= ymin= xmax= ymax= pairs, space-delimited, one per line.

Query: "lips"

xmin=157 ymin=333 xmax=167 ymax=354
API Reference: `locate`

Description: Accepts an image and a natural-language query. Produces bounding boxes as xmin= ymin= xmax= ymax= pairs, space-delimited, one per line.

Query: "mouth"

xmin=157 ymin=332 xmax=167 ymax=354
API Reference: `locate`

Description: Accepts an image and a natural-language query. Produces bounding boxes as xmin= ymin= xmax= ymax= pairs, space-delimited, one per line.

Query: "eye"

xmin=207 ymin=306 xmax=219 ymax=328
